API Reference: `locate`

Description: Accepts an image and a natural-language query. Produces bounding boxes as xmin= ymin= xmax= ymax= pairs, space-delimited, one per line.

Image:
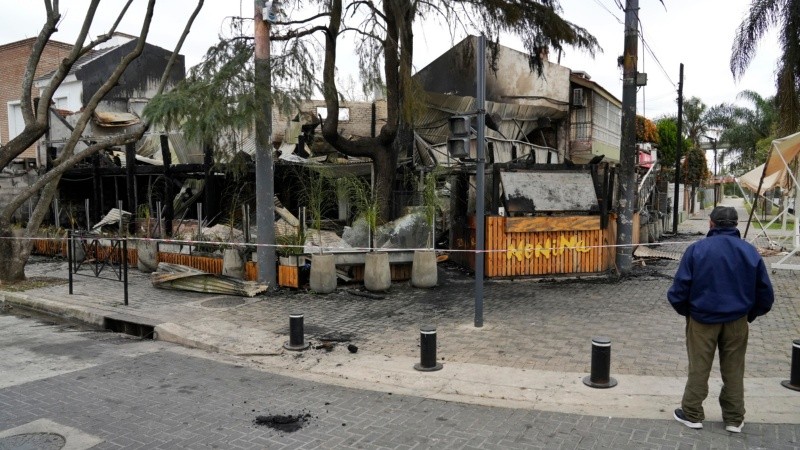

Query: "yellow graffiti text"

xmin=506 ymin=235 xmax=591 ymax=260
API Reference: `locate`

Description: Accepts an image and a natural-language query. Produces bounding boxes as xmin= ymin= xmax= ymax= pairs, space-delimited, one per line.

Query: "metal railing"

xmin=67 ymin=230 xmax=129 ymax=305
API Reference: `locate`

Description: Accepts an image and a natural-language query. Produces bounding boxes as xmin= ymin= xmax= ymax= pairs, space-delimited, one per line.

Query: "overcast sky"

xmin=0 ymin=0 xmax=779 ymax=122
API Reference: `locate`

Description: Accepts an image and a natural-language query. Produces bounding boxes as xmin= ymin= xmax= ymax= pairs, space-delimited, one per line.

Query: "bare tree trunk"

xmin=0 ymin=0 xmax=203 ymax=283
xmin=0 ymin=223 xmax=32 ymax=284
xmin=372 ymin=149 xmax=396 ymax=221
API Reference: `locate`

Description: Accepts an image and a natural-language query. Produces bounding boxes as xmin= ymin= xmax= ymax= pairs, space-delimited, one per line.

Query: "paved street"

xmin=1 ymin=313 xmax=798 ymax=449
xmin=1 ymin=198 xmax=799 ymax=448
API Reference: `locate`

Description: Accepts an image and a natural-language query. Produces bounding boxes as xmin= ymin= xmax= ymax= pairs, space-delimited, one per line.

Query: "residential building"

xmin=0 ymin=37 xmax=73 ymax=161
xmin=568 ymin=71 xmax=622 ymax=164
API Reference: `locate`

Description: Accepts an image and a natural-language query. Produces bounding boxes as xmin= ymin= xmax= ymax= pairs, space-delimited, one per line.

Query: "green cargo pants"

xmin=681 ymin=315 xmax=749 ymax=424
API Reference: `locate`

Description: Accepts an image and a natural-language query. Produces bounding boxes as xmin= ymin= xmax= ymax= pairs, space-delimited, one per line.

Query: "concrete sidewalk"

xmin=2 ymin=197 xmax=799 ymax=426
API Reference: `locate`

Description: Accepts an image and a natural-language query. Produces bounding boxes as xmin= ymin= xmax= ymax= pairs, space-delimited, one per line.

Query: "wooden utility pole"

xmin=672 ymin=63 xmax=684 ymax=234
xmin=615 ymin=0 xmax=639 ymax=275
xmin=255 ymin=2 xmax=277 ymax=288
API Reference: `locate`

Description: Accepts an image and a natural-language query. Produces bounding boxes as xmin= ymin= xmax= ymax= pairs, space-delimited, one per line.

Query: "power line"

xmin=591 ymin=0 xmax=624 ymax=24
xmin=638 ymin=19 xmax=676 ymax=89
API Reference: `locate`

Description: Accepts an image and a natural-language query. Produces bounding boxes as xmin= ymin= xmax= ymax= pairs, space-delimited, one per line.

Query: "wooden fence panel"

xmin=480 ymin=215 xmax=615 ymax=277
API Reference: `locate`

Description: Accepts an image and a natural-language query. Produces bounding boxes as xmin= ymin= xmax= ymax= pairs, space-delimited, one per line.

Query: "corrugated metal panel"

xmin=94 ymin=111 xmax=140 ymax=127
xmin=136 ymin=133 xmax=203 ymax=164
xmin=416 ymin=92 xmax=565 ymax=154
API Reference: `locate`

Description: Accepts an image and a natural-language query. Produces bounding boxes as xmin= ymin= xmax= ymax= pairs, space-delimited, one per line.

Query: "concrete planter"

xmin=222 ymin=248 xmax=245 ymax=279
xmin=137 ymin=239 xmax=159 ymax=273
xmin=69 ymin=235 xmax=85 ymax=263
xmin=309 ymin=254 xmax=336 ymax=294
xmin=411 ymin=250 xmax=437 ymax=288
xmin=364 ymin=251 xmax=391 ymax=292
xmin=279 ymin=255 xmax=302 ymax=267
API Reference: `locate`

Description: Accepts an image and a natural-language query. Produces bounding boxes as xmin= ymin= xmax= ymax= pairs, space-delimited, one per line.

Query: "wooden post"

xmin=125 ymin=143 xmax=136 ymax=235
xmin=160 ymin=134 xmax=174 ymax=237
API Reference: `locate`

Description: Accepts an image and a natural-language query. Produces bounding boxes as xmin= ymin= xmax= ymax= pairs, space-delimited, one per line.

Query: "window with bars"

xmin=592 ymin=96 xmax=620 ymax=148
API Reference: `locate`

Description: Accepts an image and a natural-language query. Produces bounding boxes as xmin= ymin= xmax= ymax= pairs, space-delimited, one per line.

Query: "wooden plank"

xmin=506 ymin=216 xmax=600 ymax=233
xmin=487 ymin=217 xmax=495 ymax=277
xmin=278 ymin=265 xmax=299 ymax=288
xmin=245 ymin=262 xmax=257 ymax=281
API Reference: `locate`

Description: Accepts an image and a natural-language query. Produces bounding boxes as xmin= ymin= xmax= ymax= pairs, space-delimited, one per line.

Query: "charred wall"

xmin=77 ymin=39 xmax=185 ymax=106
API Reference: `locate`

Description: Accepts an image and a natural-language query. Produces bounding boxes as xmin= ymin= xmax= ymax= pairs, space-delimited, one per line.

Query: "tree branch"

xmin=340 ymin=27 xmax=382 ymax=41
xmin=35 ymin=0 xmax=102 ymax=122
xmin=9 ymin=131 xmax=143 ymax=223
xmin=346 ymin=1 xmax=387 ymax=23
xmin=272 ymin=25 xmax=329 ymax=41
xmin=153 ymin=0 xmax=204 ymax=99
xmin=278 ymin=11 xmax=330 ymax=26
xmin=55 ymin=0 xmax=156 ymax=167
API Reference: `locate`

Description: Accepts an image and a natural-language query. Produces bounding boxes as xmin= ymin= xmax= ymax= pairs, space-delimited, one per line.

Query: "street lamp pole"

xmin=255 ymin=1 xmax=278 ymax=288
xmin=704 ymin=135 xmax=717 ymax=207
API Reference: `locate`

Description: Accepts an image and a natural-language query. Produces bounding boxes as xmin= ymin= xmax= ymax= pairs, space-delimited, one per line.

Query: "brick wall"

xmin=0 ymin=38 xmax=73 ymax=160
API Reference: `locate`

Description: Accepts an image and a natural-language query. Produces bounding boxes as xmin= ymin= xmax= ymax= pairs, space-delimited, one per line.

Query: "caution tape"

xmin=0 ymin=234 xmax=693 ymax=254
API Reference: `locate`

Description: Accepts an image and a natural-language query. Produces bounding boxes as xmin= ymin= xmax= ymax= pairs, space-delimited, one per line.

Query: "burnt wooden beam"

xmin=92 ymin=152 xmax=102 ymax=223
xmin=125 ymin=143 xmax=137 ymax=234
xmin=160 ymin=135 xmax=174 ymax=237
xmin=63 ymin=163 xmax=215 ymax=177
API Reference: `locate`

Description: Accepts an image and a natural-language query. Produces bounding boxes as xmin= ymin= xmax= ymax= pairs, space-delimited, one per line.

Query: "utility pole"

xmin=474 ymin=35 xmax=486 ymax=328
xmin=672 ymin=63 xmax=684 ymax=234
xmin=615 ymin=0 xmax=639 ymax=275
xmin=255 ymin=2 xmax=277 ymax=288
xmin=712 ymin=138 xmax=718 ymax=207
xmin=703 ymin=135 xmax=718 ymax=207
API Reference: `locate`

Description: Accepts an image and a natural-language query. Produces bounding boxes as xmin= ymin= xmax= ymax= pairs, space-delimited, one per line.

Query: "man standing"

xmin=668 ymin=206 xmax=774 ymax=433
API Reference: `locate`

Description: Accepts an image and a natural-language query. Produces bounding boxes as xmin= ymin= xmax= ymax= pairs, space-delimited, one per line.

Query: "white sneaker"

xmin=673 ymin=409 xmax=703 ymax=429
xmin=725 ymin=422 xmax=744 ymax=433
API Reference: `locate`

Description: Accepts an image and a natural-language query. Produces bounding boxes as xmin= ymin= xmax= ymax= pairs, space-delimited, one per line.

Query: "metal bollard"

xmin=582 ymin=337 xmax=617 ymax=388
xmin=781 ymin=339 xmax=800 ymax=391
xmin=413 ymin=325 xmax=443 ymax=371
xmin=283 ymin=313 xmax=310 ymax=351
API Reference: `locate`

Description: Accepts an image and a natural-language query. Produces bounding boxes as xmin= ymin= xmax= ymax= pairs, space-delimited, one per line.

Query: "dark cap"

xmin=710 ymin=206 xmax=738 ymax=227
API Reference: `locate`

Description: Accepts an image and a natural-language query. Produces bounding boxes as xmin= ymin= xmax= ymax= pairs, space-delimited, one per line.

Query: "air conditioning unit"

xmin=572 ymin=88 xmax=585 ymax=107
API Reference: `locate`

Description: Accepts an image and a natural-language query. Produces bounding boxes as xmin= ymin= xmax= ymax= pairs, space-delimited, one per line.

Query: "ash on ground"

xmin=254 ymin=413 xmax=311 ymax=433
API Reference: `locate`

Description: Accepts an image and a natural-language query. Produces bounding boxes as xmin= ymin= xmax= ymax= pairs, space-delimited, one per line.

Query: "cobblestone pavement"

xmin=1 ymin=316 xmax=797 ymax=449
xmin=14 ymin=232 xmax=799 ymax=379
xmin=2 ymin=197 xmax=799 ymax=444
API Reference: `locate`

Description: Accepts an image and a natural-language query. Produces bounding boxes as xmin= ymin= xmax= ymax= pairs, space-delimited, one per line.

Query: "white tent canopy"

xmin=736 ymin=131 xmax=800 ymax=271
xmin=738 ymin=131 xmax=800 ymax=194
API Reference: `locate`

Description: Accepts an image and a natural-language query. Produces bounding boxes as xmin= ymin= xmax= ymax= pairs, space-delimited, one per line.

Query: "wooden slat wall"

xmin=32 ymin=239 xmax=65 ymax=257
xmin=278 ymin=265 xmax=299 ymax=288
xmin=484 ymin=215 xmax=616 ymax=277
xmin=32 ymin=239 xmax=139 ymax=265
xmin=156 ymin=252 xmax=223 ymax=275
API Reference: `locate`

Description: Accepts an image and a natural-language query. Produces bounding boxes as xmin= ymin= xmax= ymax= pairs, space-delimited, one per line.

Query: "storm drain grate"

xmin=0 ymin=432 xmax=66 ymax=450
xmin=103 ymin=318 xmax=154 ymax=339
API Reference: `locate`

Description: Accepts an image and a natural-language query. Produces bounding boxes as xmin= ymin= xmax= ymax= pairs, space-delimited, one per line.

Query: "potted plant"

xmin=136 ymin=203 xmax=159 ymax=273
xmin=303 ymin=169 xmax=337 ymax=293
xmin=412 ymin=170 xmax=439 ymax=288
xmin=277 ymin=228 xmax=306 ymax=266
xmin=277 ymin=228 xmax=306 ymax=288
xmin=346 ymin=176 xmax=390 ymax=292
xmin=221 ymin=202 xmax=247 ymax=279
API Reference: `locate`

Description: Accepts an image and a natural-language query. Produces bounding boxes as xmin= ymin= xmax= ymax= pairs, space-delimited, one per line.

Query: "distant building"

xmin=34 ymin=33 xmax=185 ymax=165
xmin=0 ymin=37 xmax=73 ymax=162
xmin=568 ymin=71 xmax=622 ymax=164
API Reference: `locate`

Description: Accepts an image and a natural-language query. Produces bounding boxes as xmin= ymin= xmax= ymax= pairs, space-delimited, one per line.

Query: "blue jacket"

xmin=667 ymin=227 xmax=774 ymax=324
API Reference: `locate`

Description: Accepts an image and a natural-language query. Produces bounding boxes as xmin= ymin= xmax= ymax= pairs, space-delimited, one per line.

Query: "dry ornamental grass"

xmin=0 ymin=277 xmax=68 ymax=292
